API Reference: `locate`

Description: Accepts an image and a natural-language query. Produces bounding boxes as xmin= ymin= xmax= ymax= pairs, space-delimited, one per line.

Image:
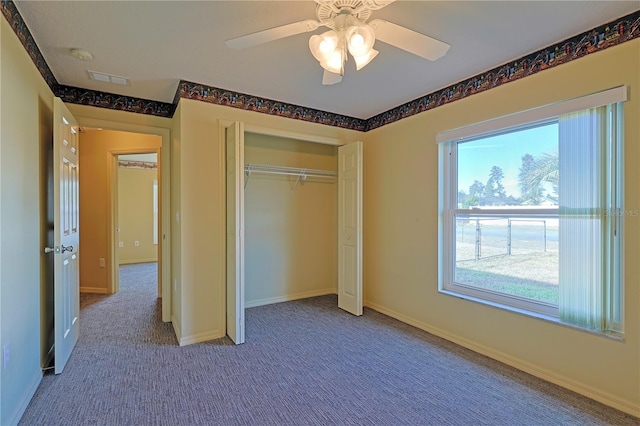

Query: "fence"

xmin=456 ymin=217 xmax=557 ymax=262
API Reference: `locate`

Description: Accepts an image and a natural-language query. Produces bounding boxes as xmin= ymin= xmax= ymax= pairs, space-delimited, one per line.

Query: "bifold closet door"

xmin=338 ymin=141 xmax=363 ymax=316
xmin=225 ymin=121 xmax=245 ymax=344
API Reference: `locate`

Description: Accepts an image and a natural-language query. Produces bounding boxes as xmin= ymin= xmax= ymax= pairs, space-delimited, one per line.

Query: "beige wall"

xmin=66 ymin=40 xmax=640 ymax=413
xmin=4 ymin=5 xmax=638 ymax=420
xmin=362 ymin=40 xmax=640 ymax=414
xmin=117 ymin=166 xmax=158 ymax=264
xmin=244 ymin=133 xmax=338 ymax=306
xmin=79 ymin=130 xmax=161 ymax=293
xmin=0 ymin=17 xmax=53 ymax=425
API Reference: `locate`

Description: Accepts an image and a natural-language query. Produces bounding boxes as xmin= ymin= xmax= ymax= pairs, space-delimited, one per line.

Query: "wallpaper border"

xmin=0 ymin=0 xmax=175 ymax=118
xmin=118 ymin=160 xmax=158 ymax=170
xmin=177 ymin=81 xmax=367 ymax=131
xmin=2 ymin=1 xmax=638 ymax=130
xmin=365 ymin=9 xmax=640 ymax=131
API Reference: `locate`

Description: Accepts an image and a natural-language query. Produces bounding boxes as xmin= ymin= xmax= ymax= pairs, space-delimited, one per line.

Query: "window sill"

xmin=439 ymin=288 xmax=624 ymax=342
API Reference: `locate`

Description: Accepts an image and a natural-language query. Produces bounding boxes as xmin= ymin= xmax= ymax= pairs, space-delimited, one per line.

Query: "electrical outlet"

xmin=99 ymin=258 xmax=106 ymax=268
xmin=134 ymin=241 xmax=140 ymax=247
xmin=118 ymin=242 xmax=124 ymax=248
xmin=3 ymin=343 xmax=9 ymax=369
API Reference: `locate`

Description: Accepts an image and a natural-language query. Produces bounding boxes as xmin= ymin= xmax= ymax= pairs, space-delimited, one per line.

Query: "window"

xmin=438 ymin=87 xmax=626 ymax=335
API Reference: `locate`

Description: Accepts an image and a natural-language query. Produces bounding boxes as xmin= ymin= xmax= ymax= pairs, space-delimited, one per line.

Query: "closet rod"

xmin=244 ymin=163 xmax=337 ymax=191
xmin=244 ymin=163 xmax=337 ymax=178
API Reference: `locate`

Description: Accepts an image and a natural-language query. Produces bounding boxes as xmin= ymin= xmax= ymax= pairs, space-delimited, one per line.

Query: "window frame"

xmin=437 ymin=87 xmax=627 ymax=334
xmin=441 ymin=124 xmax=560 ymax=317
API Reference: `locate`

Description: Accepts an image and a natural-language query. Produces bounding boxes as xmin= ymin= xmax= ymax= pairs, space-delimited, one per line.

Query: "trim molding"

xmin=56 ymin=85 xmax=175 ymax=118
xmin=366 ymin=11 xmax=640 ymax=131
xmin=245 ymin=123 xmax=343 ymax=146
xmin=364 ymin=299 xmax=640 ymax=418
xmin=178 ymin=329 xmax=225 ymax=347
xmin=79 ymin=286 xmax=109 ymax=294
xmin=119 ymin=258 xmax=159 ymax=265
xmin=171 ymin=314 xmax=182 ymax=345
xmin=172 ymin=309 xmax=224 ymax=346
xmin=1 ymin=1 xmax=638 ymax=129
xmin=245 ymin=288 xmax=336 ymax=308
xmin=0 ymin=0 xmax=56 ymax=88
xmin=178 ymin=80 xmax=367 ymax=131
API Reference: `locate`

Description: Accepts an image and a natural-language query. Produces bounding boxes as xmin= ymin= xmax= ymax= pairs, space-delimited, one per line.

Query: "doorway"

xmin=115 ymin=153 xmax=159 ymax=297
xmin=224 ymin=121 xmax=363 ymax=344
xmin=76 ymin=121 xmax=171 ymax=322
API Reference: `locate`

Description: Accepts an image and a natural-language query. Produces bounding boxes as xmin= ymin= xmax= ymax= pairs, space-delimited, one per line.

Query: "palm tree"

xmin=522 ymin=150 xmax=558 ymax=202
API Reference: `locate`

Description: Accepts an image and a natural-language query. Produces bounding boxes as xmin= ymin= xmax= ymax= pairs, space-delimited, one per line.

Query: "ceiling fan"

xmin=225 ymin=0 xmax=450 ymax=85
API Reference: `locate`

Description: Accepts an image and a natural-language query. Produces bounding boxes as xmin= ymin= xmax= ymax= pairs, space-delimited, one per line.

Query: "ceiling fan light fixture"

xmin=227 ymin=0 xmax=450 ymax=86
xmin=353 ymin=48 xmax=378 ymax=70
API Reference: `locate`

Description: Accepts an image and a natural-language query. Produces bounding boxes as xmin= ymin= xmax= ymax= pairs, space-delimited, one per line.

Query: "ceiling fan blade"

xmin=322 ymin=69 xmax=342 ymax=85
xmin=317 ymin=0 xmax=396 ymax=11
xmin=369 ymin=19 xmax=450 ymax=61
xmin=226 ymin=20 xmax=319 ymax=50
xmin=362 ymin=0 xmax=397 ymax=10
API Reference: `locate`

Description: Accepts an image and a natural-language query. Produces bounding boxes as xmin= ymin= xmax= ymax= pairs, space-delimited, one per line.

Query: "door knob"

xmin=44 ymin=247 xmax=56 ymax=254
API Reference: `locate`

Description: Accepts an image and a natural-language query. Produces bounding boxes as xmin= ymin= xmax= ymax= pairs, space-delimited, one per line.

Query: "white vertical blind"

xmin=558 ymin=106 xmax=612 ymax=330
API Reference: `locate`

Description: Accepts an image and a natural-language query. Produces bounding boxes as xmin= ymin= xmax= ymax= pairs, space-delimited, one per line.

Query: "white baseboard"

xmin=171 ymin=314 xmax=224 ymax=346
xmin=171 ymin=314 xmax=181 ymax=344
xmin=79 ymin=286 xmax=109 ymax=294
xmin=246 ymin=288 xmax=336 ymax=308
xmin=7 ymin=369 xmax=41 ymax=426
xmin=364 ymin=300 xmax=640 ymax=418
xmin=178 ymin=329 xmax=224 ymax=346
xmin=118 ymin=258 xmax=157 ymax=265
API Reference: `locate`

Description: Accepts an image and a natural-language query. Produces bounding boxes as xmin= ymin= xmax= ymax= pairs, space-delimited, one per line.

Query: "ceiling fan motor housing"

xmin=316 ymin=1 xmax=373 ymax=27
xmin=226 ymin=0 xmax=449 ymax=85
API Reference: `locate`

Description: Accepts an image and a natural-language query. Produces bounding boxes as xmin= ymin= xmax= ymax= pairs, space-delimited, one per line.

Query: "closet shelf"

xmin=244 ymin=163 xmax=337 ymax=191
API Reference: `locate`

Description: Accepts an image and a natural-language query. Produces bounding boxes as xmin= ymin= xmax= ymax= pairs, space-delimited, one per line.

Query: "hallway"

xmin=79 ymin=262 xmax=173 ymax=345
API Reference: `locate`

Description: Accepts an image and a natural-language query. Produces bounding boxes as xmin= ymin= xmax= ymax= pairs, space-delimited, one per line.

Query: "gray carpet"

xmin=19 ymin=262 xmax=639 ymax=425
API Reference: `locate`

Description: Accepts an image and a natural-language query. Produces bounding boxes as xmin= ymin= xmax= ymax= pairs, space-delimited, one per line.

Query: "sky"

xmin=457 ymin=122 xmax=558 ymax=199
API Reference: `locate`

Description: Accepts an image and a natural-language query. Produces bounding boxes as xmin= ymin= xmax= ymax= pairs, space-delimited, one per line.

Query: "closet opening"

xmin=224 ymin=121 xmax=363 ymax=345
xmin=244 ymin=133 xmax=339 ymax=309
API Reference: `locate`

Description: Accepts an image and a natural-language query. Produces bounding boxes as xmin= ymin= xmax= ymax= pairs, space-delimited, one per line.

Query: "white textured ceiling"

xmin=14 ymin=1 xmax=640 ymax=119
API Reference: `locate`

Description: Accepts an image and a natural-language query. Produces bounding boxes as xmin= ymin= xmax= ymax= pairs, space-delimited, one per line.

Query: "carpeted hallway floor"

xmin=18 ymin=262 xmax=639 ymax=425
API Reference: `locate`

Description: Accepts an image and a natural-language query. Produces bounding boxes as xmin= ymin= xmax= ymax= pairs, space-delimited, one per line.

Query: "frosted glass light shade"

xmin=346 ymin=24 xmax=375 ymax=57
xmin=353 ymin=48 xmax=378 ymax=70
xmin=309 ymin=23 xmax=375 ymax=78
xmin=321 ymin=49 xmax=344 ymax=74
xmin=309 ymin=30 xmax=339 ymax=63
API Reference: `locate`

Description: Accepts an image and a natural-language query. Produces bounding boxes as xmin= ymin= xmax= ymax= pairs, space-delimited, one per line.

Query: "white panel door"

xmin=51 ymin=98 xmax=80 ymax=373
xmin=338 ymin=141 xmax=363 ymax=316
xmin=225 ymin=122 xmax=245 ymax=344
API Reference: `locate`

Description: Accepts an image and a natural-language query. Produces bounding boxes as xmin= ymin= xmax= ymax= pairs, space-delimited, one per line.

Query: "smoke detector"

xmin=70 ymin=48 xmax=94 ymax=61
